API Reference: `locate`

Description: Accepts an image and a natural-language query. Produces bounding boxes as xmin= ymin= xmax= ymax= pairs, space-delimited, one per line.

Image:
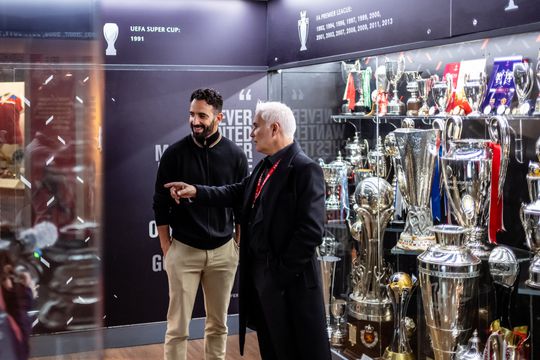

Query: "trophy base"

xmin=397 ymin=232 xmax=436 ymax=251
xmin=387 ymin=101 xmax=406 ymax=116
xmin=348 ymin=297 xmax=393 ymax=322
xmin=383 ymin=347 xmax=415 ymax=360
xmin=331 ymin=331 xmax=347 ymax=348
xmin=345 ymin=317 xmax=393 ymax=359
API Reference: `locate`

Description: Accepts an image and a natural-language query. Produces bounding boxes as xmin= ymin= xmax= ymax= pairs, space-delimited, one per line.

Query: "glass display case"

xmin=269 ymin=29 xmax=540 ymax=360
xmin=0 ymin=8 xmax=103 ymax=358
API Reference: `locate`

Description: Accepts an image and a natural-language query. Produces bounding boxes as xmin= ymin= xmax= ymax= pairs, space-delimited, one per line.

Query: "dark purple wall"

xmin=266 ymin=0 xmax=451 ymax=67
xmin=104 ymin=70 xmax=266 ymax=326
xmin=100 ymin=0 xmax=267 ymax=66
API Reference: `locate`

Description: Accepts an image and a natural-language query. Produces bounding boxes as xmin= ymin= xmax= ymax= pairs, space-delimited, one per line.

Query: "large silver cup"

xmin=417 ymin=78 xmax=432 ymax=116
xmin=385 ymin=57 xmax=406 ymax=115
xmin=463 ymin=73 xmax=487 ymax=117
xmin=430 ymin=74 xmax=453 ymax=116
xmin=521 ymin=162 xmax=540 ymax=288
xmin=349 ymin=177 xmax=394 ymax=321
xmin=441 ymin=116 xmax=509 ymax=258
xmin=512 ymin=61 xmax=534 ymax=115
xmin=368 ymin=137 xmax=390 ymax=179
xmin=392 ymin=128 xmax=440 ymax=250
xmin=319 ymin=159 xmax=344 ymax=211
xmin=318 ymin=237 xmax=340 ymax=339
xmin=418 ymin=225 xmax=481 ymax=360
xmin=344 ymin=133 xmax=369 ymax=170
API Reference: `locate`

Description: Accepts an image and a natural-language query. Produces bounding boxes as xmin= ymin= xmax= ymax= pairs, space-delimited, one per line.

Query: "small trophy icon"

xmin=103 ymin=23 xmax=119 ymax=56
xmin=298 ymin=11 xmax=309 ymax=51
xmin=505 ymin=0 xmax=518 ymax=11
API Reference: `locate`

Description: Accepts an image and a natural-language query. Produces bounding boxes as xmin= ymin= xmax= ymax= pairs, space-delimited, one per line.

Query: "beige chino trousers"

xmin=164 ymin=239 xmax=239 ymax=360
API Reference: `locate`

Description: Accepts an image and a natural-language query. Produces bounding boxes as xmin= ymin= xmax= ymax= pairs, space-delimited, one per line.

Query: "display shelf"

xmin=326 ymin=222 xmax=349 ymax=230
xmin=332 ymin=114 xmax=540 ymax=123
xmin=331 ymin=348 xmax=350 ymax=360
xmin=518 ymin=281 xmax=540 ymax=296
xmin=391 ymin=246 xmax=423 ymax=256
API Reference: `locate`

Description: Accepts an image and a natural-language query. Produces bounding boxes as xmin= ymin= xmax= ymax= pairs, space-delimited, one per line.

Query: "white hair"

xmin=255 ymin=101 xmax=296 ymax=139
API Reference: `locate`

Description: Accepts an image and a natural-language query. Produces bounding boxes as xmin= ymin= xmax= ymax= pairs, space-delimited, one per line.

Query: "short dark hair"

xmin=190 ymin=88 xmax=223 ymax=113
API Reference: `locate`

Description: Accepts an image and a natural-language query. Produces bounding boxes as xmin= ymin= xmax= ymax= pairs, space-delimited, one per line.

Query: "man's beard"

xmin=191 ymin=119 xmax=216 ymax=142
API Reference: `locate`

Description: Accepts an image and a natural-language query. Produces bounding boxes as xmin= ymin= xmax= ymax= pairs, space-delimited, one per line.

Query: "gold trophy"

xmin=383 ymin=272 xmax=417 ymax=360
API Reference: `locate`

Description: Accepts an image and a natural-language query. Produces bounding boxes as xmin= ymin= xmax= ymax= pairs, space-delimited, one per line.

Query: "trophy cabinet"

xmin=269 ymin=28 xmax=540 ymax=360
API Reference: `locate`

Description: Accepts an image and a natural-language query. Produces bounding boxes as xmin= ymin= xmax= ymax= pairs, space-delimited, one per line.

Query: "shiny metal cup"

xmin=520 ymin=205 xmax=540 ymax=288
xmin=418 ymin=225 xmax=481 ymax=360
xmin=440 ymin=116 xmax=509 ymax=258
xmin=512 ymin=61 xmax=534 ymax=115
xmin=349 ymin=177 xmax=394 ymax=322
xmin=463 ymin=72 xmax=486 ymax=117
xmin=392 ymin=128 xmax=440 ymax=250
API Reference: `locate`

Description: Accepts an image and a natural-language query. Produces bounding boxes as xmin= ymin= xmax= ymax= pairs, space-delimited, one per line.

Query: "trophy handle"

xmin=488 ymin=116 xmax=510 ymax=199
xmin=442 ymin=116 xmax=462 ymax=154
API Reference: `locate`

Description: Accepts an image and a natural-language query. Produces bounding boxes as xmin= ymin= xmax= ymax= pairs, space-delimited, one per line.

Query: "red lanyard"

xmin=252 ymin=159 xmax=281 ymax=207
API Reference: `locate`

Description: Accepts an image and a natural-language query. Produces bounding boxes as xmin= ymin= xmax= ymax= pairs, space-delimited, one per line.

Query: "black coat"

xmin=197 ymin=141 xmax=331 ymax=360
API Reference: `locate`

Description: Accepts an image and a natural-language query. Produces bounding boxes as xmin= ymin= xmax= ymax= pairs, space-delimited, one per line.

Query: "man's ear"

xmin=215 ymin=112 xmax=224 ymax=123
xmin=271 ymin=122 xmax=279 ymax=135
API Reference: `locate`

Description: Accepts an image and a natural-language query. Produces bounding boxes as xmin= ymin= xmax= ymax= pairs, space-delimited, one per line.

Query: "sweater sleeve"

xmin=233 ymin=151 xmax=249 ymax=224
xmin=153 ymin=149 xmax=175 ymax=226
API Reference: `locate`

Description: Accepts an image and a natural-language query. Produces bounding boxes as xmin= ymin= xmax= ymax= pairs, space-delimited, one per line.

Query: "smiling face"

xmin=250 ymin=114 xmax=275 ymax=155
xmin=189 ymin=99 xmax=222 ymax=141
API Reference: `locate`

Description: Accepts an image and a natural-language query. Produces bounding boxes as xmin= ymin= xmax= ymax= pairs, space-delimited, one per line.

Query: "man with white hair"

xmin=165 ymin=101 xmax=331 ymax=360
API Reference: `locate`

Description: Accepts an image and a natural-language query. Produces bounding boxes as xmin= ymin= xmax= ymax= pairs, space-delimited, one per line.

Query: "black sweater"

xmin=153 ymin=131 xmax=248 ymax=250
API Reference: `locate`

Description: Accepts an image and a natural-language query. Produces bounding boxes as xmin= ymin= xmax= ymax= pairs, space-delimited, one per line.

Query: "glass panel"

xmin=0 ymin=4 xmax=103 ymax=358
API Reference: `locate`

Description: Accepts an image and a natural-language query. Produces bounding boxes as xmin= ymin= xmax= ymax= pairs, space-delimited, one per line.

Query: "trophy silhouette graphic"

xmin=505 ymin=0 xmax=518 ymax=11
xmin=298 ymin=11 xmax=309 ymax=51
xmin=103 ymin=23 xmax=119 ymax=56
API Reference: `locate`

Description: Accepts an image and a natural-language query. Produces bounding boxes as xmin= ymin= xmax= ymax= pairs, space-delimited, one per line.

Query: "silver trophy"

xmin=385 ymin=57 xmax=406 ymax=115
xmin=520 ymin=154 xmax=540 ymax=288
xmin=298 ymin=11 xmax=309 ymax=51
xmin=455 ymin=330 xmax=483 ymax=360
xmin=344 ymin=133 xmax=369 ymax=170
xmin=440 ymin=116 xmax=510 ymax=258
xmin=488 ymin=246 xmax=519 ymax=329
xmin=382 ymin=272 xmax=417 ymax=360
xmin=534 ymin=50 xmax=540 ymax=116
xmin=430 ymin=74 xmax=453 ymax=116
xmin=341 ymin=61 xmax=356 ymax=113
xmin=392 ymin=128 xmax=440 ymax=250
xmin=103 ymin=23 xmax=119 ymax=56
xmin=406 ymin=82 xmax=421 ymax=116
xmin=331 ymin=299 xmax=347 ymax=347
xmin=348 ymin=177 xmax=394 ymax=355
xmin=318 ymin=234 xmax=341 ymax=340
xmin=463 ymin=72 xmax=487 ymax=117
xmin=319 ymin=158 xmax=345 ymax=211
xmin=368 ymin=137 xmax=390 ymax=179
xmin=351 ymin=62 xmax=372 ymax=115
xmin=512 ymin=61 xmax=534 ymax=115
xmin=417 ymin=78 xmax=433 ymax=116
xmin=405 ymin=71 xmax=422 ymax=116
xmin=418 ymin=225 xmax=481 ymax=360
